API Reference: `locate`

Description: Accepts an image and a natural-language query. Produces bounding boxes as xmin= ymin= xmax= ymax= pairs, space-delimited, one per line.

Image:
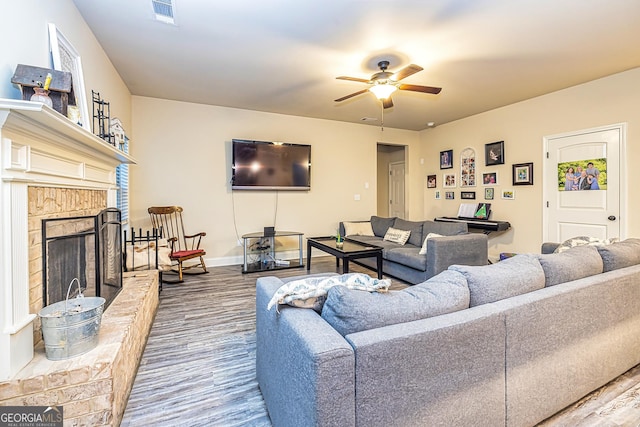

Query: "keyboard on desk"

xmin=434 ymin=217 xmax=511 ymax=232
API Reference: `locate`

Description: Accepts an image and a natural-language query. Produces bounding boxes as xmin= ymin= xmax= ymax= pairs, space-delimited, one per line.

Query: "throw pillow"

xmin=383 ymin=227 xmax=411 ymax=245
xmin=370 ymin=216 xmax=396 ymax=237
xmin=393 ymin=218 xmax=424 ymax=246
xmin=267 ymin=273 xmax=391 ymax=312
xmin=537 ymin=245 xmax=603 ymax=286
xmin=321 ymin=270 xmax=469 ymax=336
xmin=553 ymin=236 xmax=619 ymax=253
xmin=343 ymin=221 xmax=375 ymax=237
xmin=419 ymin=233 xmax=444 ymax=255
xmin=449 ymin=254 xmax=545 ymax=307
xmin=597 ymin=238 xmax=640 ymax=272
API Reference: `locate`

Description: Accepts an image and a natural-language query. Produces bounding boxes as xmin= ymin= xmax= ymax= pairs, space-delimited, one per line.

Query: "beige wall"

xmin=0 ymin=0 xmax=132 ymax=132
xmin=130 ymin=97 xmax=420 ymax=265
xmin=420 ymin=67 xmax=640 ymax=258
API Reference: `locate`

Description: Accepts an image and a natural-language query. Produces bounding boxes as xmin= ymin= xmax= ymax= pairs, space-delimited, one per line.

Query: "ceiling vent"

xmin=152 ymin=0 xmax=175 ymax=24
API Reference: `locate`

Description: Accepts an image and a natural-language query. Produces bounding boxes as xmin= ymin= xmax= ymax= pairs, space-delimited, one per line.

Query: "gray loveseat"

xmin=256 ymin=238 xmax=640 ymax=427
xmin=339 ymin=216 xmax=488 ymax=284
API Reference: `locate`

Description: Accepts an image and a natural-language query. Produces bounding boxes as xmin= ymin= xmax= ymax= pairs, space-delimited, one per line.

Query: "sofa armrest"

xmin=256 ymin=276 xmax=356 ymax=427
xmin=541 ymin=242 xmax=560 ymax=254
xmin=426 ymin=233 xmax=488 ymax=278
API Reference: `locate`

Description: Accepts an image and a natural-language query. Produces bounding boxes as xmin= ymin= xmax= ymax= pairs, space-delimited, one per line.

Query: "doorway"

xmin=377 ymin=144 xmax=406 ymax=218
xmin=543 ymin=123 xmax=626 ymax=242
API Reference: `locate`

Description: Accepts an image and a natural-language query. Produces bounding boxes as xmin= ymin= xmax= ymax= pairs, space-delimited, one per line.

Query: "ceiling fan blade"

xmin=382 ymin=97 xmax=394 ymax=109
xmin=398 ymin=83 xmax=442 ymax=94
xmin=392 ymin=64 xmax=423 ymax=81
xmin=336 ymin=76 xmax=370 ymax=83
xmin=335 ymin=89 xmax=369 ymax=102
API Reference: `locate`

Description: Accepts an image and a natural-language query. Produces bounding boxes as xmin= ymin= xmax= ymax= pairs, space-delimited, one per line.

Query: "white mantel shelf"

xmin=0 ymin=99 xmax=135 ymax=165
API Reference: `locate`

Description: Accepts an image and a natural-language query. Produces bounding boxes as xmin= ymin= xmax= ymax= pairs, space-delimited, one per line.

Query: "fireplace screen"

xmin=42 ymin=208 xmax=123 ymax=309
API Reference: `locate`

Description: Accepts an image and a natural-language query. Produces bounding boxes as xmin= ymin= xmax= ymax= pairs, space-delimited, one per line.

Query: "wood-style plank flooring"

xmin=121 ymin=259 xmax=640 ymax=427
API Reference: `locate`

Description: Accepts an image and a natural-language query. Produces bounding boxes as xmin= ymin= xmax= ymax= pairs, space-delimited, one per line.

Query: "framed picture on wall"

xmin=485 ymin=187 xmax=494 ymax=200
xmin=513 ymin=162 xmax=534 ymax=185
xmin=427 ymin=174 xmax=437 ymax=188
xmin=461 ymin=191 xmax=476 ymax=200
xmin=482 ymin=172 xmax=498 ymax=185
xmin=443 ymin=173 xmax=456 ymax=188
xmin=502 ymin=189 xmax=515 ymax=199
xmin=485 ymin=141 xmax=505 ymax=166
xmin=460 ymin=148 xmax=476 ymax=187
xmin=440 ymin=150 xmax=453 ymax=169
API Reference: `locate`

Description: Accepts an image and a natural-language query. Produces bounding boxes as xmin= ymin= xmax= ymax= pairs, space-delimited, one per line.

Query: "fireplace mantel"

xmin=0 ymin=99 xmax=136 ymax=381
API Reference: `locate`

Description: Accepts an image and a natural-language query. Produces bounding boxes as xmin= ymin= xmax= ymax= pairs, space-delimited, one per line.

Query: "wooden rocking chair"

xmin=148 ymin=206 xmax=208 ymax=283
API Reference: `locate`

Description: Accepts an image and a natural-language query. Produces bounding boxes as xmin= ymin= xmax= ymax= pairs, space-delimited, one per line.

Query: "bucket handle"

xmin=64 ymin=278 xmax=85 ymax=314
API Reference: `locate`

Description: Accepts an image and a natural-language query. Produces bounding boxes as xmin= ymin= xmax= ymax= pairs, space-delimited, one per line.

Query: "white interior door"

xmin=389 ymin=162 xmax=405 ymax=219
xmin=544 ymin=124 xmax=624 ymax=243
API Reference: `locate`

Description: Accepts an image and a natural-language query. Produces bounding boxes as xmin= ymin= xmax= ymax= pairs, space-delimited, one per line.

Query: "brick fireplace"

xmin=0 ymin=100 xmax=155 ymax=425
xmin=29 ymin=186 xmax=108 ymax=347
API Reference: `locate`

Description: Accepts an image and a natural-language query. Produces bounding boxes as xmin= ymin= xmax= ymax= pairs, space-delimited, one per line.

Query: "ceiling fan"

xmin=335 ymin=60 xmax=442 ymax=108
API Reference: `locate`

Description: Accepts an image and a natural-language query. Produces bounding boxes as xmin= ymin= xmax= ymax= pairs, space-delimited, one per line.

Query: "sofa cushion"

xmin=343 ymin=221 xmax=375 ymax=237
xmin=384 ymin=247 xmax=427 ymax=271
xmin=321 ymin=270 xmax=469 ymax=336
xmin=597 ymin=238 xmax=640 ymax=272
xmin=537 ymin=245 xmax=603 ymax=286
xmin=370 ymin=216 xmax=396 ymax=237
xmin=422 ymin=220 xmax=467 ymax=236
xmin=393 ymin=218 xmax=424 ymax=246
xmin=449 ymin=254 xmax=545 ymax=307
xmin=266 ymin=273 xmax=391 ymax=312
xmin=419 ymin=232 xmax=443 ymax=255
xmin=383 ymin=227 xmax=411 ymax=245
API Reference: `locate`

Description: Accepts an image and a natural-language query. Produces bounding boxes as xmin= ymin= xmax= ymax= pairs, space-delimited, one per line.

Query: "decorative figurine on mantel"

xmin=110 ymin=118 xmax=126 ymax=151
xmin=30 ymin=74 xmax=53 ymax=108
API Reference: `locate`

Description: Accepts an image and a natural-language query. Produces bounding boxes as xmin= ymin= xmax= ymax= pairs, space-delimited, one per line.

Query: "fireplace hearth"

xmin=42 ymin=208 xmax=123 ymax=309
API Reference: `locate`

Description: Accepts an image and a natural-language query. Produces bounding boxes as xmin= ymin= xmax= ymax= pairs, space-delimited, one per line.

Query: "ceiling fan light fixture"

xmin=369 ymin=83 xmax=397 ymax=100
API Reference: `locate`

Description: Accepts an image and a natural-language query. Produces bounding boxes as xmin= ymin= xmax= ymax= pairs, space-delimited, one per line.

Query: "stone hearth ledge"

xmin=0 ymin=271 xmax=159 ymax=426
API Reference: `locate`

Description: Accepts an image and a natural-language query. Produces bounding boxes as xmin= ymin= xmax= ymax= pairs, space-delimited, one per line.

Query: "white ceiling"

xmin=72 ymin=0 xmax=640 ymax=131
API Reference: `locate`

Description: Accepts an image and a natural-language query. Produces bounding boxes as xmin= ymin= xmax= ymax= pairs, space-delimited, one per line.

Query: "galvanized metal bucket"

xmin=38 ymin=278 xmax=106 ymax=360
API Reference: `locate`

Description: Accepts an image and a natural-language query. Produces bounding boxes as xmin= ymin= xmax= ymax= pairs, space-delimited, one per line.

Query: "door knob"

xmin=608 ymin=215 xmax=616 ymax=221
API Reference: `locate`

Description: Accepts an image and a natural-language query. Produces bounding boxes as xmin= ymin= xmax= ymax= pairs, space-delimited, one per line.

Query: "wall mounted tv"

xmin=231 ymin=139 xmax=311 ymax=191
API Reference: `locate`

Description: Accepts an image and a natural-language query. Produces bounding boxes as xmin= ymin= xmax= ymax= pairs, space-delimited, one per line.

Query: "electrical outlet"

xmin=237 ymin=239 xmax=243 ymax=247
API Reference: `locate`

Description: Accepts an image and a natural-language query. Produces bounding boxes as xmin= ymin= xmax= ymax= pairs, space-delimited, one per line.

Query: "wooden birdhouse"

xmin=11 ymin=64 xmax=75 ymax=116
xmin=110 ymin=117 xmax=126 ymax=150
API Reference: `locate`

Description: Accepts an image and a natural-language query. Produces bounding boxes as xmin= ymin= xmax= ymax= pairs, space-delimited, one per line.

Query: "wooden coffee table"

xmin=306 ymin=237 xmax=383 ymax=279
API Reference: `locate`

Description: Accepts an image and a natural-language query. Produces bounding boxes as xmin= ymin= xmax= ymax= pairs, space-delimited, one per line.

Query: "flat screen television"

xmin=231 ymin=139 xmax=311 ymax=191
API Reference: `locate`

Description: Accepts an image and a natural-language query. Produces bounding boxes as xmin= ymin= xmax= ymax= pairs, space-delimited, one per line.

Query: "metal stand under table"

xmin=241 ymin=230 xmax=304 ymax=274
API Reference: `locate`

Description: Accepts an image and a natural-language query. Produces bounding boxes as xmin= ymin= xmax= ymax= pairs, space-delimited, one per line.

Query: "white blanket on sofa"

xmin=267 ymin=273 xmax=391 ymax=312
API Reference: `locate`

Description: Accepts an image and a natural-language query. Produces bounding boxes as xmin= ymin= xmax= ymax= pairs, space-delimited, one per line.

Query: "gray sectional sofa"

xmin=256 ymin=238 xmax=640 ymax=427
xmin=338 ymin=216 xmax=488 ymax=284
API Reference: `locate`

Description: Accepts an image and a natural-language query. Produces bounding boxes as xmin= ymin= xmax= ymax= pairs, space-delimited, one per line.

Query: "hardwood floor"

xmin=121 ymin=258 xmax=640 ymax=427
